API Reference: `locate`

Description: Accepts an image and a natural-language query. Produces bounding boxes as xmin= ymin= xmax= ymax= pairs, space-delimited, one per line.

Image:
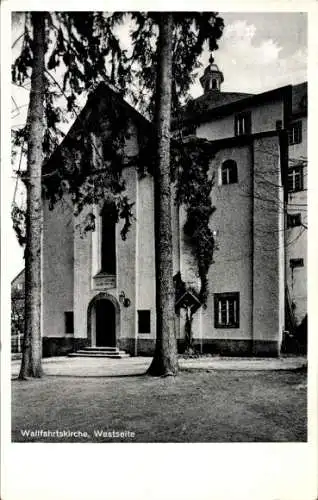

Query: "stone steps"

xmin=68 ymin=346 xmax=130 ymax=359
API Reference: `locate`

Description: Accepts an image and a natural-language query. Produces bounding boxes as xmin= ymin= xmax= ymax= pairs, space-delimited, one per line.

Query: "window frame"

xmin=221 ymin=159 xmax=238 ymax=185
xmin=138 ymin=310 xmax=151 ymax=334
xmin=288 ymin=121 xmax=302 ymax=145
xmin=214 ymin=292 xmax=240 ymax=329
xmin=288 ymin=166 xmax=304 ymax=193
xmin=64 ymin=311 xmax=74 ymax=334
xmin=290 ymin=258 xmax=304 ymax=269
xmin=287 ymin=213 xmax=302 ymax=228
xmin=101 ymin=204 xmax=117 ymax=275
xmin=234 ymin=111 xmax=251 ymax=137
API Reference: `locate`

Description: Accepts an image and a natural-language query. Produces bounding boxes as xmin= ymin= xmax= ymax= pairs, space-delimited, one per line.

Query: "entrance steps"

xmin=68 ymin=346 xmax=130 ymax=359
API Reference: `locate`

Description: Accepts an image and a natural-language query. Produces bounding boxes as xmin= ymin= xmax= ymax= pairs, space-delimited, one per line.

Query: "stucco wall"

xmin=286 ymin=116 xmax=307 ymax=324
xmin=136 ymin=173 xmax=156 ymax=342
xmin=196 ymin=100 xmax=284 ymax=141
xmin=69 ymin=114 xmax=140 ymax=345
xmin=42 ymin=196 xmax=74 ymax=337
xmin=252 ymin=135 xmax=285 ymax=349
xmin=202 ymin=146 xmax=253 ymax=341
xmin=73 ymin=205 xmax=93 ymax=339
xmin=116 ymin=167 xmax=137 ymax=343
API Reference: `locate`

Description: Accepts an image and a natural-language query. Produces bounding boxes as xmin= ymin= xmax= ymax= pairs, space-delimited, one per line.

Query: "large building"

xmin=40 ymin=58 xmax=307 ymax=357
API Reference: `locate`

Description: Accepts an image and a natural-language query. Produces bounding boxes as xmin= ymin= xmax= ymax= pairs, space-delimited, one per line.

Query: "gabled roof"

xmin=42 ymin=81 xmax=152 ymax=176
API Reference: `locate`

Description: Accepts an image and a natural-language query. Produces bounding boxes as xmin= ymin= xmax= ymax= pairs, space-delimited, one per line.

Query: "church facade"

xmin=41 ymin=60 xmax=307 ymax=357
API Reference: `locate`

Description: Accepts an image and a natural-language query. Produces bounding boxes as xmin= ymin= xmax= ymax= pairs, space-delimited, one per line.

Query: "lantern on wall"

xmin=119 ymin=291 xmax=131 ymax=307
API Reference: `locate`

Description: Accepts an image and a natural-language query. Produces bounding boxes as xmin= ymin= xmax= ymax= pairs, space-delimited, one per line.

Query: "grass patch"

xmin=12 ymin=370 xmax=307 ymax=443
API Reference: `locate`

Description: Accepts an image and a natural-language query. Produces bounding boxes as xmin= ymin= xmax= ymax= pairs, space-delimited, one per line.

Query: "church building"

xmin=41 ymin=58 xmax=307 ymax=358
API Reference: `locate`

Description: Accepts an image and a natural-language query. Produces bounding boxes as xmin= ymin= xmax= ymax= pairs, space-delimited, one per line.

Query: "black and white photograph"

xmin=1 ymin=4 xmax=317 ymax=500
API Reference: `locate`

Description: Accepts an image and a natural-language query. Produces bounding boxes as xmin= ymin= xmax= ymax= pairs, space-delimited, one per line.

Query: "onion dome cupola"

xmin=200 ymin=54 xmax=224 ymax=94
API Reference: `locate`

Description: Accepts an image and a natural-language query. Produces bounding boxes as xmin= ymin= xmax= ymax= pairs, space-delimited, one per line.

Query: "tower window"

xmin=288 ymin=121 xmax=302 ymax=145
xmin=221 ymin=160 xmax=238 ymax=185
xmin=234 ymin=112 xmax=251 ymax=136
xmin=101 ymin=203 xmax=116 ymax=274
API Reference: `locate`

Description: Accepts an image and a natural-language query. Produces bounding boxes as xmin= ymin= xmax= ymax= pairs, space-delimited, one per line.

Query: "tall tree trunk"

xmin=19 ymin=12 xmax=45 ymax=379
xmin=147 ymin=13 xmax=178 ymax=376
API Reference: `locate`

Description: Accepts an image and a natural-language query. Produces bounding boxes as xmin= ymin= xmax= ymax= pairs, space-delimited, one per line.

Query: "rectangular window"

xmin=288 ymin=166 xmax=303 ymax=193
xmin=287 ymin=213 xmax=301 ymax=228
xmin=64 ymin=311 xmax=74 ymax=334
xmin=288 ymin=121 xmax=302 ymax=145
xmin=214 ymin=293 xmax=239 ymax=328
xmin=234 ymin=112 xmax=251 ymax=136
xmin=138 ymin=310 xmax=151 ymax=334
xmin=290 ymin=258 xmax=304 ymax=269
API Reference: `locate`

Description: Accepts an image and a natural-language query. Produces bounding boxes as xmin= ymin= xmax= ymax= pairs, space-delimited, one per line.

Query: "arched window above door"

xmin=101 ymin=203 xmax=117 ymax=274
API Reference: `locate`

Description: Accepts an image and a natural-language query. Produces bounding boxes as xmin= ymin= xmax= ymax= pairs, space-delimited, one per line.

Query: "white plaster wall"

xmin=286 ymin=116 xmax=307 ymax=323
xmin=42 ymin=196 xmax=74 ymax=337
xmin=73 ymin=167 xmax=138 ymax=341
xmin=116 ymin=167 xmax=137 ymax=341
xmin=252 ymin=135 xmax=285 ymax=343
xmin=196 ymin=100 xmax=284 ymax=141
xmin=73 ymin=205 xmax=94 ymax=339
xmin=136 ymin=173 xmax=156 ymax=338
xmin=202 ymin=146 xmax=253 ymax=340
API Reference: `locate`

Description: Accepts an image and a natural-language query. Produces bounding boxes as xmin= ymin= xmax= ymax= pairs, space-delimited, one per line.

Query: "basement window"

xmin=64 ymin=311 xmax=74 ymax=334
xmin=214 ymin=292 xmax=240 ymax=328
xmin=138 ymin=310 xmax=151 ymax=334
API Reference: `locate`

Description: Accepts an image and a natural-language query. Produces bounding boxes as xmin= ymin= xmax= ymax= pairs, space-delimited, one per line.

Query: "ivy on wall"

xmin=172 ymin=136 xmax=216 ymax=306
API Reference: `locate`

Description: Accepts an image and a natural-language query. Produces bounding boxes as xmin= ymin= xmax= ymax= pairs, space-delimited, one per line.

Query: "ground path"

xmin=11 ymin=355 xmax=307 ymax=443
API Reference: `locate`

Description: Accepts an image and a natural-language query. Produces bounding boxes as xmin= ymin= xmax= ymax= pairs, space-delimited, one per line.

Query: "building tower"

xmin=199 ymin=54 xmax=224 ymax=93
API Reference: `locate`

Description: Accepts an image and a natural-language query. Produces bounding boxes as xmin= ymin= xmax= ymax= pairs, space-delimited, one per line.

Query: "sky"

xmin=9 ymin=11 xmax=308 ymax=280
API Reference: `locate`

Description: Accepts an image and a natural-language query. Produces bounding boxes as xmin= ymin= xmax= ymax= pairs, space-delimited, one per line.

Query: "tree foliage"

xmin=12 ymin=12 xmax=223 ymax=375
xmin=123 ymin=12 xmax=224 ymax=118
xmin=12 ymin=11 xmax=223 ymax=244
xmin=173 ymin=136 xmax=216 ymax=305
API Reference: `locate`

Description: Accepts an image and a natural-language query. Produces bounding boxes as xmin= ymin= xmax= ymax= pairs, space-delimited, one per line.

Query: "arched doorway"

xmin=95 ymin=299 xmax=116 ymax=346
xmin=87 ymin=293 xmax=120 ymax=347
